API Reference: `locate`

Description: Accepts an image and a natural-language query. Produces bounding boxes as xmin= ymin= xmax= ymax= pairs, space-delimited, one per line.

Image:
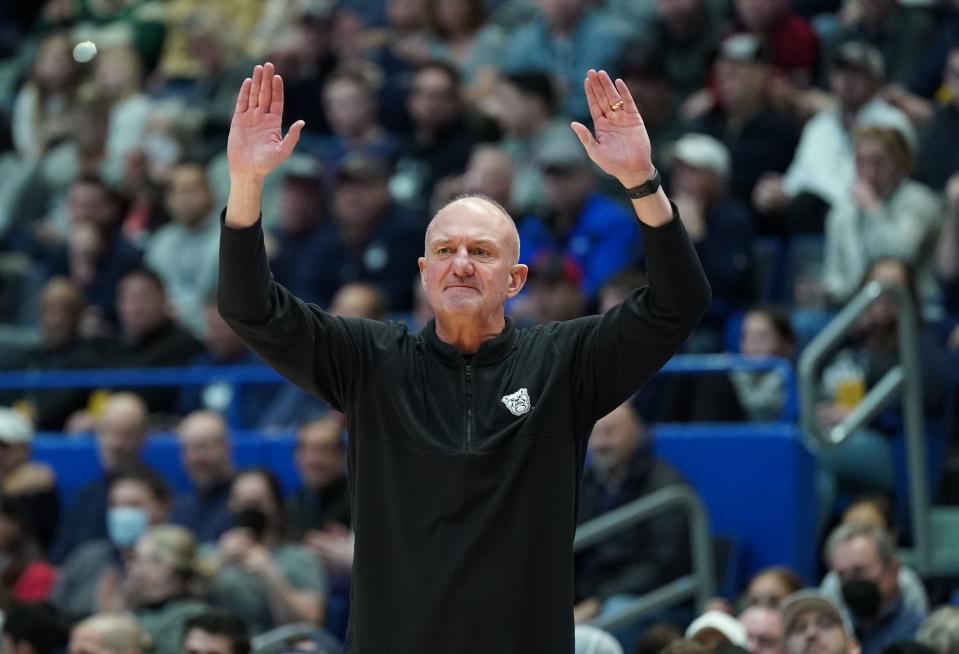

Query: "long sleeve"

xmin=217 ymin=213 xmax=401 ymax=412
xmin=563 ymin=208 xmax=711 ymax=424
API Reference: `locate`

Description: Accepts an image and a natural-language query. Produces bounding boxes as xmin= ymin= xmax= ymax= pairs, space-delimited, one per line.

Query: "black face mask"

xmin=842 ymin=579 xmax=882 ymax=620
xmin=233 ymin=506 xmax=268 ymax=539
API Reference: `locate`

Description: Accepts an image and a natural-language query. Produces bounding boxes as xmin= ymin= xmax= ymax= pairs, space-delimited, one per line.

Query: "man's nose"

xmin=451 ymin=248 xmax=473 ymax=276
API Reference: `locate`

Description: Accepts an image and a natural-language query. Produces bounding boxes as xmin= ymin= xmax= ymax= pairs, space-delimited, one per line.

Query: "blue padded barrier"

xmin=653 ymin=422 xmax=818 ymax=583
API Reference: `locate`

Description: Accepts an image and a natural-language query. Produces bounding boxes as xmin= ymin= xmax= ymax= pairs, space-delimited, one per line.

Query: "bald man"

xmin=50 ymin=393 xmax=150 ymax=563
xmin=171 ymin=411 xmax=235 ymax=543
xmin=69 ymin=612 xmax=149 ymax=654
xmin=219 ymin=64 xmax=709 ymax=652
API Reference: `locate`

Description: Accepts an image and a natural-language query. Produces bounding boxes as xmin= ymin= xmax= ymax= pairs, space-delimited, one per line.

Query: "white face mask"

xmin=107 ymin=506 xmax=149 ymax=548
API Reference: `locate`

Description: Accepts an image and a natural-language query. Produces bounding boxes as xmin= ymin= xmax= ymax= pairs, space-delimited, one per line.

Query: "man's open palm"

xmin=228 ymin=62 xmax=305 ymax=179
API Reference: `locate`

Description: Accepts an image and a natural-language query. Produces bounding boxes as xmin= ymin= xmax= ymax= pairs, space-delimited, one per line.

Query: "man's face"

xmin=166 ymin=165 xmax=213 ymax=228
xmin=741 ymin=607 xmax=786 ymax=654
xmin=671 ymin=160 xmax=723 ymax=204
xmin=716 ymin=59 xmax=768 ymax=109
xmin=735 ymin=0 xmax=786 ymax=31
xmin=69 ymin=626 xmax=112 ymax=654
xmin=741 ymin=312 xmax=787 ymax=358
xmin=178 ymin=414 xmax=231 ymax=489
xmin=408 ymin=68 xmax=459 ymax=131
xmin=97 ymin=399 xmax=147 ymax=472
xmin=109 ymin=479 xmax=165 ymax=525
xmin=542 ymin=165 xmax=594 ymax=214
xmin=831 ymin=69 xmax=879 ymax=112
xmin=68 ymin=182 xmax=115 ymax=228
xmin=181 ymin=629 xmax=233 ymax=654
xmin=588 ymin=404 xmax=643 ymax=476
xmin=784 ymin=609 xmax=848 ymax=654
xmin=117 ymin=274 xmax=168 ymax=340
xmin=324 ymin=78 xmax=374 ymax=137
xmin=332 ymin=179 xmax=390 ymax=232
xmin=295 ymin=422 xmax=345 ymax=489
xmin=829 ymin=535 xmax=898 ymax=607
xmin=418 ymin=199 xmax=526 ymax=321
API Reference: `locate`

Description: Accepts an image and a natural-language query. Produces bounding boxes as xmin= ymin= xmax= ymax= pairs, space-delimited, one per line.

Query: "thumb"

xmin=280 ymin=120 xmax=305 ymax=157
xmin=570 ymin=122 xmax=595 ymax=156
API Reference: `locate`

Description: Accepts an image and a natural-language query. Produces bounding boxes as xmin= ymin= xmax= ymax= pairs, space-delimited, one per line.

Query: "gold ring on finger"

xmin=610 ymin=100 xmax=624 ymax=110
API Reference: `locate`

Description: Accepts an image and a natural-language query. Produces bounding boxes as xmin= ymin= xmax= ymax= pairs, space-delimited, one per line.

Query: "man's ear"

xmin=417 ymin=257 xmax=427 ymax=291
xmin=506 ymin=264 xmax=528 ymax=299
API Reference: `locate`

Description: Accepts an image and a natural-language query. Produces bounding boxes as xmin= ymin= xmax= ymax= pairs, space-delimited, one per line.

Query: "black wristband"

xmin=624 ymin=169 xmax=662 ymax=200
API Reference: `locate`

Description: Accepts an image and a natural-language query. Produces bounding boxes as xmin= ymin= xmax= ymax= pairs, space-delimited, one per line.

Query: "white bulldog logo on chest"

xmin=501 ymin=388 xmax=532 ymax=416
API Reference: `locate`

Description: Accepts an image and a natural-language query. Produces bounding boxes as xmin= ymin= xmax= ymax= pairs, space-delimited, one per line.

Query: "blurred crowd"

xmin=2 ymin=0 xmax=959 ymax=651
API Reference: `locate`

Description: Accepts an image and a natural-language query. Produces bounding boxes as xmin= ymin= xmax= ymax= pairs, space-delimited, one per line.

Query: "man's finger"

xmin=587 ymin=69 xmax=612 ymax=115
xmin=235 ymin=78 xmax=252 ymax=114
xmin=249 ymin=65 xmax=263 ymax=112
xmin=597 ymin=70 xmax=622 ymax=110
xmin=583 ymin=72 xmax=605 ymax=125
xmin=259 ymin=62 xmax=274 ymax=113
xmin=281 ymin=120 xmax=306 ymax=157
xmin=614 ymin=78 xmax=640 ymax=116
xmin=270 ymin=73 xmax=284 ymax=116
xmin=570 ymin=121 xmax=595 ymax=155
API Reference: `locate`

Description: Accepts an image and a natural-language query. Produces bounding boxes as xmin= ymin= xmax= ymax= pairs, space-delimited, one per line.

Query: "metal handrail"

xmin=797 ymin=281 xmax=930 ymax=572
xmin=573 ymin=485 xmax=714 ymax=630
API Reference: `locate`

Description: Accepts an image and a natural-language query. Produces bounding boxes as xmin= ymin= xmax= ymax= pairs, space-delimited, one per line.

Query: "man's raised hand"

xmin=227 ymin=62 xmax=305 ymax=180
xmin=571 ymin=69 xmax=654 ymax=190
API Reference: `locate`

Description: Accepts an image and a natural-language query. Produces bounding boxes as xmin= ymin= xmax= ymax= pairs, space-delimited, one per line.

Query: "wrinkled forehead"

xmin=425 ymin=198 xmax=518 ymax=254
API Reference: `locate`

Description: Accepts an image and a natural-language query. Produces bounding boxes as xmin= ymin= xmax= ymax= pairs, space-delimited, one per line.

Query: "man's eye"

xmin=473 ymin=248 xmax=489 ymax=256
xmin=437 ymin=247 xmax=450 ymax=254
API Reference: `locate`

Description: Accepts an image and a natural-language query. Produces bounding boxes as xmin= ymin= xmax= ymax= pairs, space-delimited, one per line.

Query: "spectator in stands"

xmin=309 ymin=154 xmax=422 ymax=311
xmin=328 ymin=283 xmax=387 ymax=321
xmin=11 ymin=33 xmax=85 ymax=162
xmin=618 ymin=50 xmax=685 ymax=172
xmin=171 ymin=411 xmax=235 ymax=544
xmin=0 ymin=496 xmax=56 ymax=602
xmin=637 ymin=0 xmax=727 ymax=102
xmin=51 ymin=392 xmax=149 ymax=563
xmin=917 ymin=49 xmax=959 ymax=191
xmin=45 ymin=175 xmax=141 ymax=326
xmin=754 ymin=42 xmax=914 ymax=234
xmin=668 ymin=132 xmax=754 ymax=345
xmin=2 ymin=602 xmax=69 ymax=654
xmin=831 ymin=0 xmax=933 ymax=85
xmin=822 ymin=523 xmax=925 ymax=654
xmin=317 ymin=69 xmax=397 ymax=174
xmin=938 ymin=173 xmax=959 ymax=323
xmin=633 ymin=623 xmax=683 ymax=654
xmin=728 ymin=307 xmax=797 ymax=422
xmin=917 ymin=607 xmax=959 ymax=654
xmin=3 ymin=278 xmax=112 ymax=431
xmin=574 ymin=625 xmax=624 ymax=654
xmin=390 ymin=61 xmax=477 ymax=216
xmin=94 ymin=42 xmax=153 ymax=187
xmin=573 ymin=402 xmax=690 ymax=624
xmin=740 ymin=606 xmax=787 ymax=654
xmin=146 ymin=161 xmax=220 ymax=338
xmin=206 ymin=469 xmax=327 ymax=635
xmin=68 ymin=612 xmax=150 ymax=654
xmin=431 ymin=144 xmax=516 ymax=219
xmin=746 ymin=566 xmax=804 ymax=609
xmin=780 ymin=591 xmax=855 ymax=654
xmin=0 ymin=407 xmax=59 ymax=550
xmin=267 ymin=157 xmax=330 ymax=306
xmin=485 ymin=70 xmax=569 ymax=215
xmin=817 ymin=258 xmax=949 ymax=499
xmin=176 ymin=302 xmax=278 ymax=427
xmin=112 ymin=267 xmax=203 ymax=413
xmin=522 ymin=252 xmax=588 ymax=325
xmin=686 ymin=611 xmax=749 ymax=651
xmin=501 ymin=0 xmax=628 ymax=119
xmin=733 ymin=0 xmax=820 ymax=85
xmin=421 ymin=0 xmax=505 ymax=102
xmin=54 ymin=465 xmax=171 ymax=621
xmin=821 ymin=499 xmax=928 ymax=616
xmin=688 ymin=34 xmax=801 ymax=209
xmin=102 ymin=526 xmax=209 ymax=654
xmin=822 ymin=127 xmax=942 ymax=310
xmin=180 ymin=611 xmax=251 ymax=654
xmin=287 ymin=415 xmax=351 ymax=540
xmin=516 ymin=135 xmax=642 ymax=298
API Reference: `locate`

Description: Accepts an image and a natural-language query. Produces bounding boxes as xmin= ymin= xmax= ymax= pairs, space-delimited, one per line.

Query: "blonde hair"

xmin=74 ymin=612 xmax=151 ymax=654
xmin=139 ymin=525 xmax=209 ymax=583
xmin=854 ymin=126 xmax=914 ymax=175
